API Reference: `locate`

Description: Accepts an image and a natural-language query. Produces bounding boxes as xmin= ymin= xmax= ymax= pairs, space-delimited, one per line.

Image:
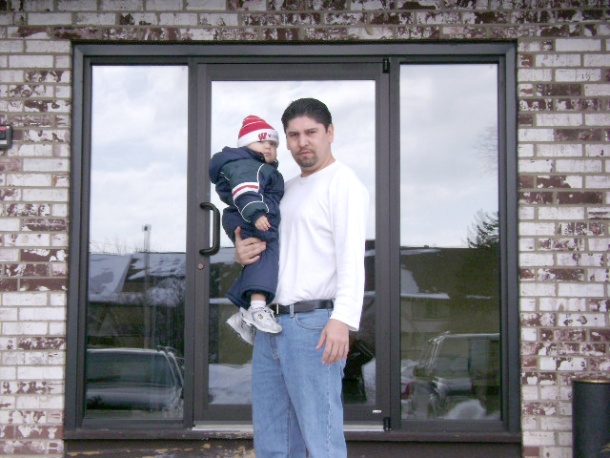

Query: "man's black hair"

xmin=281 ymin=98 xmax=333 ymax=132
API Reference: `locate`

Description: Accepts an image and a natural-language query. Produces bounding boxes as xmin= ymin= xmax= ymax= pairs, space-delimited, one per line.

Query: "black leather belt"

xmin=272 ymin=299 xmax=334 ymax=315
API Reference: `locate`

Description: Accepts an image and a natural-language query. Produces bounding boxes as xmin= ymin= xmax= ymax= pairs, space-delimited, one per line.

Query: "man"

xmin=235 ymin=98 xmax=369 ymax=457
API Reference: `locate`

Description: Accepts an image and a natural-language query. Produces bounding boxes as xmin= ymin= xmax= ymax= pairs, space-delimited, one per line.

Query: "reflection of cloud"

xmin=90 ymin=162 xmax=187 ymax=253
xmin=400 ymin=64 xmax=498 ymax=247
xmin=212 ymin=80 xmax=377 ymax=244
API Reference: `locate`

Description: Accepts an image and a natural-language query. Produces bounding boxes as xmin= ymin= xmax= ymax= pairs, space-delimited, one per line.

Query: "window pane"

xmin=85 ymin=66 xmax=188 ymax=419
xmin=399 ymin=65 xmax=501 ymax=421
xmin=208 ymin=81 xmax=376 ymax=407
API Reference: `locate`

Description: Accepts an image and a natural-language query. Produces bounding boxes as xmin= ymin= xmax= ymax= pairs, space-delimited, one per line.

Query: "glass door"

xmin=195 ymin=63 xmax=384 ymax=424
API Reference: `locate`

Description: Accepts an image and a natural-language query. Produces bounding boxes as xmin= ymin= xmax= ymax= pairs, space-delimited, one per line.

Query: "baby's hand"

xmin=254 ymin=215 xmax=271 ymax=231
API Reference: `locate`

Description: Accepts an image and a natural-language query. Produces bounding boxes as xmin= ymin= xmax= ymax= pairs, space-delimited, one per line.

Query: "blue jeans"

xmin=252 ymin=308 xmax=347 ymax=458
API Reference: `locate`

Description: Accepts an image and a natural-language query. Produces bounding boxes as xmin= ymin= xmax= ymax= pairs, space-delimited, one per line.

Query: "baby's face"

xmin=247 ymin=140 xmax=278 ymax=164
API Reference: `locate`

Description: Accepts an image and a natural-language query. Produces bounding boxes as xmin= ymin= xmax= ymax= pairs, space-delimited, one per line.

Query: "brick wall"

xmin=0 ymin=1 xmax=608 ymax=457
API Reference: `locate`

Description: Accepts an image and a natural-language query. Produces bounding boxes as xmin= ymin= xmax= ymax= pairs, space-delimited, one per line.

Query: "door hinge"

xmin=382 ymin=58 xmax=390 ymax=74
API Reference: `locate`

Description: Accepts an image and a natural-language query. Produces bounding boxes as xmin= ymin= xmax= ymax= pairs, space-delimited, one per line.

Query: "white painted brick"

xmin=556 ymin=159 xmax=602 ymax=173
xmin=2 ymin=321 xmax=48 ymax=335
xmin=519 ymin=128 xmax=554 ymax=142
xmin=536 ymin=113 xmax=582 ymax=127
xmin=518 ymin=68 xmax=553 ymax=81
xmin=520 ymin=283 xmax=557 ymax=297
xmin=523 ymin=431 xmax=556 ymax=446
xmin=537 ymin=207 xmax=585 ymax=220
xmin=558 ymin=311 xmax=606 ymax=326
xmin=27 ymin=13 xmax=74 ymax=26
xmin=100 ymin=0 xmax=144 ymax=11
xmin=51 ymin=234 xmax=69 ymax=247
xmin=159 ymin=13 xmax=199 ymax=25
xmin=557 ymin=283 xmax=605 ymax=297
xmin=521 ymin=327 xmax=538 ymax=342
xmin=0 ymin=367 xmax=17 ymax=380
xmin=58 ymin=0 xmax=98 ymax=11
xmin=540 ymin=356 xmax=586 ymax=371
xmin=583 ymin=54 xmax=610 ymax=66
xmin=52 ymin=203 xmax=69 ymax=217
xmin=555 ymin=39 xmax=602 ymax=52
xmin=75 ymin=13 xmax=117 ymax=25
xmin=200 ymin=13 xmax=239 ymax=26
xmin=49 ymin=292 xmax=66 ymax=306
xmin=6 ymin=173 xmax=53 ymax=187
xmin=540 ymin=447 xmax=571 ymax=458
xmin=2 ymin=292 xmax=48 ymax=306
xmin=519 ymin=208 xmax=535 ymax=221
xmin=518 ymin=159 xmax=553 ymax=173
xmin=25 ymin=40 xmax=72 ymax=54
xmin=19 ymin=307 xmax=66 ymax=321
xmin=522 ymin=415 xmax=538 ymax=430
xmin=0 ymin=40 xmax=25 ymax=53
xmin=23 ymin=158 xmax=70 ymax=172
xmin=519 ymin=222 xmax=555 ymax=236
xmin=536 ymin=144 xmax=582 ymax=157
xmin=587 ymin=268 xmax=609 ymax=282
xmin=0 ymin=218 xmax=20 ymax=231
xmin=520 ymin=297 xmax=537 ymax=312
xmin=584 ymin=83 xmax=610 ymax=96
xmin=539 ymin=298 xmax=587 ymax=312
xmin=55 ymin=55 xmax=72 ymax=68
xmin=9 ymin=55 xmax=55 ymax=68
xmin=186 ymin=0 xmax=226 ymax=10
xmin=584 ymin=113 xmax=610 ymax=126
xmin=588 ymin=238 xmax=610 ymax=252
xmin=0 ymin=308 xmax=18 ymax=321
xmin=147 ymin=0 xmax=183 ymax=10
xmin=0 ymin=396 xmax=16 ymax=409
xmin=538 ymin=385 xmax=562 ymax=400
xmin=556 ymin=253 xmax=604 ymax=267
xmin=15 ymin=144 xmax=54 ymax=157
xmin=585 ymin=144 xmax=609 ymax=157
xmin=17 ymin=365 xmax=64 ymax=380
xmin=520 ymin=253 xmax=555 ymax=266
xmin=3 ymin=233 xmax=51 ymax=247
xmin=49 ymin=321 xmax=66 ymax=335
xmin=564 ymin=176 xmax=583 ymax=188
xmin=519 ymin=143 xmax=535 ymax=157
xmin=22 ymin=188 xmax=69 ymax=202
xmin=0 ymin=249 xmax=20 ymax=262
xmin=555 ymin=68 xmax=601 ymax=82
xmin=535 ymin=54 xmax=581 ymax=67
xmin=557 ymin=432 xmax=573 ymax=447
xmin=0 ymin=70 xmax=24 ymax=83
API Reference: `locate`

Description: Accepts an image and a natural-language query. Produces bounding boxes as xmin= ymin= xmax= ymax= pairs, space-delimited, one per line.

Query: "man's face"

xmin=285 ymin=115 xmax=334 ymax=177
xmin=247 ymin=140 xmax=278 ymax=164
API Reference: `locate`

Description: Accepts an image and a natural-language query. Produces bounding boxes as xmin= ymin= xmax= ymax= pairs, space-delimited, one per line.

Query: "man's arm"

xmin=234 ymin=226 xmax=266 ymax=265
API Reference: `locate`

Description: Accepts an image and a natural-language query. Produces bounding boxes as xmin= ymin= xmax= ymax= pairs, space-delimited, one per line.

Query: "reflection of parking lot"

xmin=402 ymin=332 xmax=500 ymax=420
xmin=86 ymin=347 xmax=184 ymax=418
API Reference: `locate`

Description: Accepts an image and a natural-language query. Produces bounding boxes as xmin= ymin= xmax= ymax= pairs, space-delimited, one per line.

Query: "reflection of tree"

xmin=453 ymin=211 xmax=500 ymax=333
xmin=474 ymin=124 xmax=498 ymax=175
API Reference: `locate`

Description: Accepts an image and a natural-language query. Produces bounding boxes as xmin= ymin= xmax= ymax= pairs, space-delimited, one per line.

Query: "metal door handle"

xmin=199 ymin=202 xmax=220 ymax=256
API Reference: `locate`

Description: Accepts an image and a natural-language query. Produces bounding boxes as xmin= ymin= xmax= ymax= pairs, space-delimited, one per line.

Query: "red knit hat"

xmin=237 ymin=115 xmax=279 ymax=147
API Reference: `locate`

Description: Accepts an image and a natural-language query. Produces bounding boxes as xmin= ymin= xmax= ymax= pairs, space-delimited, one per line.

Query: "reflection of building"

xmin=88 ymin=252 xmax=186 ymax=349
xmin=398 ymin=246 xmax=500 ymax=361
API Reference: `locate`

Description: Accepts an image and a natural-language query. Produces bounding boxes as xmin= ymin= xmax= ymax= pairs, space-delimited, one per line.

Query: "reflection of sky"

xmin=211 ymin=80 xmax=376 ymax=247
xmin=89 ymin=64 xmax=497 ymax=253
xmin=400 ymin=64 xmax=498 ymax=247
xmin=91 ymin=66 xmax=189 ymax=253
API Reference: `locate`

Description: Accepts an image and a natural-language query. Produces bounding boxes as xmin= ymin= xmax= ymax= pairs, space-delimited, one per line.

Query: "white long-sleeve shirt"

xmin=274 ymin=161 xmax=369 ymax=331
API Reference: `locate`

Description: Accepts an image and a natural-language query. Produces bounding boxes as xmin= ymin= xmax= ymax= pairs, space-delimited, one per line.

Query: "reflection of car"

xmin=86 ymin=347 xmax=184 ymax=412
xmin=407 ymin=332 xmax=500 ymax=419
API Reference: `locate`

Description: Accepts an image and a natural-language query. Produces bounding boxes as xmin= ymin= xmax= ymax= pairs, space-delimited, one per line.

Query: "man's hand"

xmin=235 ymin=226 xmax=266 ymax=266
xmin=316 ymin=319 xmax=350 ymax=365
